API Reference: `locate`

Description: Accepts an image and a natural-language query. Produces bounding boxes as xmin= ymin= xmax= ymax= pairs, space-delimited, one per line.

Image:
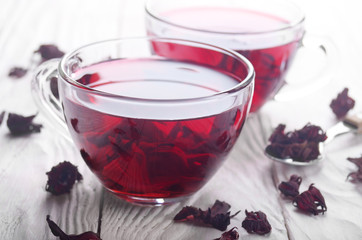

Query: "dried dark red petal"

xmin=46 ymin=161 xmax=83 ymax=195
xmin=8 ymin=67 xmax=28 ymax=78
xmin=174 ymin=206 xmax=200 ymax=221
xmin=293 ymin=184 xmax=327 ymax=215
xmin=278 ymin=174 xmax=302 ymax=198
xmin=46 ymin=215 xmax=101 ymax=240
xmin=34 ymin=44 xmax=65 ymax=61
xmin=330 ymin=88 xmax=355 ymax=119
xmin=215 ymin=227 xmax=239 ymax=240
xmin=174 ymin=200 xmax=239 ymax=231
xmin=266 ymin=123 xmax=327 ymax=162
xmin=241 ymin=210 xmax=272 ymax=235
xmin=6 ymin=113 xmax=43 ymax=135
xmin=0 ymin=111 xmax=5 ymax=126
xmin=308 ymin=184 xmax=327 ymax=210
xmin=268 ymin=124 xmax=288 ymax=143
xmin=347 ymin=156 xmax=362 ymax=182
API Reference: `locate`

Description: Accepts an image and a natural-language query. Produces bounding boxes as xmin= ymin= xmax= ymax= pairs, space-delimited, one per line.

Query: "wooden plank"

xmin=0 ymin=0 xmax=126 ymax=239
xmin=0 ymin=124 xmax=104 ymax=239
xmin=1 ymin=0 xmax=362 ymax=239
xmin=271 ymin=133 xmax=362 ymax=239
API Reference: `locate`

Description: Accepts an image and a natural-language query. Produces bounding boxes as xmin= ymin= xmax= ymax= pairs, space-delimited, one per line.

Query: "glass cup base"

xmin=109 ymin=190 xmax=190 ymax=206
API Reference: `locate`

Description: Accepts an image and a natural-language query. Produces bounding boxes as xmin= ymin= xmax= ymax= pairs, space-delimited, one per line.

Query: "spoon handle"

xmin=325 ymin=113 xmax=362 ymax=144
xmin=343 ymin=112 xmax=362 ymax=133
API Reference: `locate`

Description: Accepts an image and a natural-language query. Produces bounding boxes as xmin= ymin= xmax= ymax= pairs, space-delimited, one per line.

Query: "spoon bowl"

xmin=265 ymin=113 xmax=362 ymax=166
xmin=266 ymin=143 xmax=325 ymax=166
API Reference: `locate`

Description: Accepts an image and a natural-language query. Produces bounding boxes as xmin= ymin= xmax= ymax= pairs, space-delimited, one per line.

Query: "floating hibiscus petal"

xmin=174 ymin=200 xmax=239 ymax=231
xmin=6 ymin=113 xmax=43 ymax=135
xmin=8 ymin=67 xmax=28 ymax=78
xmin=278 ymin=174 xmax=302 ymax=198
xmin=77 ymin=73 xmax=100 ymax=85
xmin=330 ymin=88 xmax=355 ymax=119
xmin=241 ymin=210 xmax=272 ymax=235
xmin=266 ymin=123 xmax=327 ymax=162
xmin=347 ymin=156 xmax=362 ymax=182
xmin=46 ymin=215 xmax=101 ymax=240
xmin=215 ymin=227 xmax=239 ymax=240
xmin=46 ymin=161 xmax=83 ymax=195
xmin=293 ymin=184 xmax=327 ymax=215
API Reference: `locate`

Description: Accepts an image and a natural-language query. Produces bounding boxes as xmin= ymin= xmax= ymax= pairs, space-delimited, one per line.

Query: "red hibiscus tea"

xmin=146 ymin=1 xmax=305 ymax=112
xmin=59 ymin=42 xmax=253 ymax=205
xmin=236 ymin=42 xmax=299 ymax=112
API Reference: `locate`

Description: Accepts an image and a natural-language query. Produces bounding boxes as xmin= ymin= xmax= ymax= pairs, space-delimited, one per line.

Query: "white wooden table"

xmin=1 ymin=0 xmax=362 ymax=239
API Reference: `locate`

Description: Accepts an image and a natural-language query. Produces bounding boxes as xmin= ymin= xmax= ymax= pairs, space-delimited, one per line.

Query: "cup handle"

xmin=274 ymin=33 xmax=337 ymax=101
xmin=31 ymin=59 xmax=72 ymax=141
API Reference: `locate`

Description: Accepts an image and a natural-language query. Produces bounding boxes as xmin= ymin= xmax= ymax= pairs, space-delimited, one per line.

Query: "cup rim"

xmin=58 ymin=37 xmax=255 ymax=103
xmin=145 ymin=0 xmax=305 ymax=36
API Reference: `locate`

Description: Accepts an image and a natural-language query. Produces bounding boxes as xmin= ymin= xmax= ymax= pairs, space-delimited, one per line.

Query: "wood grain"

xmin=1 ymin=0 xmax=362 ymax=239
xmin=0 ymin=0 xmax=124 ymax=239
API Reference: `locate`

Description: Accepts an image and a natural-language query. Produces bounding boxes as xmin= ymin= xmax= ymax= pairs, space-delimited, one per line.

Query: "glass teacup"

xmin=145 ymin=0 xmax=335 ymax=112
xmin=32 ymin=37 xmax=254 ymax=205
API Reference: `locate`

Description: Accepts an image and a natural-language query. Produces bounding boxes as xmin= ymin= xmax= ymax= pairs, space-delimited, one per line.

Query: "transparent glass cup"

xmin=145 ymin=0 xmax=336 ymax=112
xmin=32 ymin=37 xmax=254 ymax=205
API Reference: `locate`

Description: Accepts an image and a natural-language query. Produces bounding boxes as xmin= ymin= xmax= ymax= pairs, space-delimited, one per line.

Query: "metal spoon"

xmin=265 ymin=113 xmax=362 ymax=166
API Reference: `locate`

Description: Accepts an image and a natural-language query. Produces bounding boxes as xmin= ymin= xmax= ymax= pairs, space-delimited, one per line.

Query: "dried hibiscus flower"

xmin=46 ymin=161 xmax=83 ymax=195
xmin=330 ymin=88 xmax=355 ymax=119
xmin=293 ymin=184 xmax=327 ymax=215
xmin=34 ymin=44 xmax=65 ymax=62
xmin=278 ymin=174 xmax=302 ymax=198
xmin=215 ymin=227 xmax=239 ymax=240
xmin=347 ymin=156 xmax=362 ymax=182
xmin=46 ymin=215 xmax=101 ymax=240
xmin=266 ymin=123 xmax=327 ymax=162
xmin=8 ymin=67 xmax=28 ymax=78
xmin=241 ymin=210 xmax=271 ymax=235
xmin=174 ymin=200 xmax=240 ymax=231
xmin=7 ymin=113 xmax=42 ymax=135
